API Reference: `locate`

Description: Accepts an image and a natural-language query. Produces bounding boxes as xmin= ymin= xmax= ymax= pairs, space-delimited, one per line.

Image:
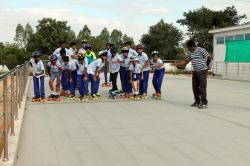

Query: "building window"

xmin=217 ymin=37 xmax=224 ymax=44
xmin=245 ymin=34 xmax=250 ymax=40
xmin=235 ymin=35 xmax=244 ymax=40
xmin=225 ymin=36 xmax=234 ymax=41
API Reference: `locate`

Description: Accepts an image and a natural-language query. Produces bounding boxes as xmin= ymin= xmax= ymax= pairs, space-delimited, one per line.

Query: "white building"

xmin=209 ymin=24 xmax=250 ymax=81
xmin=209 ymin=24 xmax=250 ymax=62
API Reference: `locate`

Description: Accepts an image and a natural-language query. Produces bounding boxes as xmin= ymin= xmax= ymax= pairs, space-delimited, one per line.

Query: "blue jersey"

xmin=47 ymin=61 xmax=61 ymax=73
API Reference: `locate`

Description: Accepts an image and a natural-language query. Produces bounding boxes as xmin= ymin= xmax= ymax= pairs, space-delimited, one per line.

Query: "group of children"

xmin=29 ymin=40 xmax=166 ymax=102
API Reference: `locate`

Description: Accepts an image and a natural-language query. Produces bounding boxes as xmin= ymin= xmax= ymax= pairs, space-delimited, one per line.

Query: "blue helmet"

xmin=32 ymin=51 xmax=42 ymax=57
xmin=84 ymin=44 xmax=92 ymax=48
xmin=106 ymin=42 xmax=111 ymax=45
xmin=49 ymin=54 xmax=57 ymax=61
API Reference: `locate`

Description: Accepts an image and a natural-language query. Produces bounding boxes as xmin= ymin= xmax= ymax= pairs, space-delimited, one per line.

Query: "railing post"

xmin=15 ymin=70 xmax=18 ymax=120
xmin=237 ymin=63 xmax=239 ymax=79
xmin=21 ymin=66 xmax=24 ymax=101
xmin=19 ymin=67 xmax=22 ymax=106
xmin=2 ymin=79 xmax=9 ymax=161
xmin=175 ymin=60 xmax=176 ymax=75
xmin=10 ymin=74 xmax=15 ymax=136
xmin=226 ymin=63 xmax=227 ymax=78
xmin=216 ymin=62 xmax=217 ymax=76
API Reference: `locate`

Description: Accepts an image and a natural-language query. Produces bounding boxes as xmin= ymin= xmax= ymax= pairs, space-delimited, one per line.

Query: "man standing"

xmin=170 ymin=39 xmax=212 ymax=109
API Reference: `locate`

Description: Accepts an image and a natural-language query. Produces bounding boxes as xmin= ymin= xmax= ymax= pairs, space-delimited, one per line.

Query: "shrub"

xmin=6 ymin=54 xmax=18 ymax=70
xmin=40 ymin=54 xmax=49 ymax=60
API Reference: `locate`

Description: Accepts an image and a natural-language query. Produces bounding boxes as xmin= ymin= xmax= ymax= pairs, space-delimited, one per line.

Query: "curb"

xmin=0 ymin=78 xmax=30 ymax=166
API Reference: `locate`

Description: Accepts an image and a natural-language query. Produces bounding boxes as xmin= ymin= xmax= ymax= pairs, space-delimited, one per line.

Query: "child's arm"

xmin=142 ymin=60 xmax=149 ymax=68
xmin=65 ymin=70 xmax=69 ymax=81
xmin=84 ymin=68 xmax=88 ymax=81
xmin=35 ymin=70 xmax=44 ymax=76
xmin=97 ymin=70 xmax=101 ymax=80
xmin=69 ymin=70 xmax=72 ymax=83
xmin=130 ymin=70 xmax=132 ymax=83
xmin=112 ymin=60 xmax=125 ymax=63
xmin=151 ymin=63 xmax=163 ymax=69
xmin=93 ymin=67 xmax=99 ymax=82
xmin=141 ymin=68 xmax=144 ymax=80
xmin=57 ymin=68 xmax=62 ymax=84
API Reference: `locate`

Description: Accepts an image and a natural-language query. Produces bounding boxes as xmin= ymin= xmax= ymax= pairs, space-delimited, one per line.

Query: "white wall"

xmin=213 ymin=28 xmax=250 ymax=62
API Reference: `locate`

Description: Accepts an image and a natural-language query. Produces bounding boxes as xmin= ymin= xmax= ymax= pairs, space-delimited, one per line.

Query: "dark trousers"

xmin=110 ymin=72 xmax=118 ymax=91
xmin=192 ymin=70 xmax=208 ymax=104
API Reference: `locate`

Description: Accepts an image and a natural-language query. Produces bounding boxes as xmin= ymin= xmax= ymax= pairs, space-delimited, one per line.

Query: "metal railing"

xmin=161 ymin=60 xmax=192 ymax=75
xmin=213 ymin=62 xmax=250 ymax=81
xmin=0 ymin=62 xmax=29 ymax=161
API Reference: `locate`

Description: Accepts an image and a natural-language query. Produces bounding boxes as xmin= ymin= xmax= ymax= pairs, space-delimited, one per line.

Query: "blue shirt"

xmin=137 ymin=52 xmax=150 ymax=71
xmin=75 ymin=58 xmax=88 ymax=75
xmin=61 ymin=61 xmax=76 ymax=71
xmin=47 ymin=61 xmax=61 ymax=73
xmin=108 ymin=54 xmax=123 ymax=73
xmin=150 ymin=58 xmax=164 ymax=70
xmin=129 ymin=48 xmax=137 ymax=56
xmin=119 ymin=54 xmax=131 ymax=68
xmin=78 ymin=48 xmax=86 ymax=54
xmin=129 ymin=63 xmax=142 ymax=74
xmin=87 ymin=58 xmax=105 ymax=75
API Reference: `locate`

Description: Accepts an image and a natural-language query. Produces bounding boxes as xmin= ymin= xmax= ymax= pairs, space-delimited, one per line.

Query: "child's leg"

xmin=61 ymin=71 xmax=65 ymax=90
xmin=40 ymin=75 xmax=45 ymax=97
xmin=136 ymin=81 xmax=140 ymax=93
xmin=152 ymin=71 xmax=158 ymax=93
xmin=126 ymin=70 xmax=132 ymax=93
xmin=33 ymin=76 xmax=40 ymax=97
xmin=157 ymin=68 xmax=165 ymax=94
xmin=89 ymin=74 xmax=95 ymax=95
xmin=56 ymin=74 xmax=60 ymax=93
xmin=104 ymin=68 xmax=108 ymax=83
xmin=96 ymin=76 xmax=100 ymax=94
xmin=142 ymin=71 xmax=149 ymax=94
xmin=49 ymin=72 xmax=57 ymax=92
xmin=120 ymin=67 xmax=126 ymax=92
xmin=131 ymin=81 xmax=136 ymax=92
xmin=111 ymin=72 xmax=118 ymax=90
xmin=70 ymin=70 xmax=77 ymax=95
xmin=83 ymin=74 xmax=88 ymax=95
xmin=77 ymin=74 xmax=83 ymax=95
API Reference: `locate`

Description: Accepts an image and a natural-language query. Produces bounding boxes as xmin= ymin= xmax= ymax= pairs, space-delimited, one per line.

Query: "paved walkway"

xmin=16 ymin=74 xmax=250 ymax=166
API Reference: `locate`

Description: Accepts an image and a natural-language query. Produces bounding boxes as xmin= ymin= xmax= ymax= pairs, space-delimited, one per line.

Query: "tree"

xmin=14 ymin=23 xmax=25 ymax=48
xmin=110 ymin=29 xmax=123 ymax=48
xmin=6 ymin=54 xmax=18 ymax=70
xmin=2 ymin=43 xmax=25 ymax=64
xmin=26 ymin=18 xmax=72 ymax=55
xmin=177 ymin=6 xmax=247 ymax=52
xmin=0 ymin=42 xmax=5 ymax=52
xmin=68 ymin=30 xmax=76 ymax=40
xmin=23 ymin=23 xmax=34 ymax=47
xmin=99 ymin=27 xmax=110 ymax=42
xmin=77 ymin=25 xmax=91 ymax=39
xmin=140 ymin=19 xmax=184 ymax=60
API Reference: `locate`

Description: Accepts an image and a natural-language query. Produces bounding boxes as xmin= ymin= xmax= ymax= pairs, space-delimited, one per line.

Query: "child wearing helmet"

xmin=87 ymin=51 xmax=107 ymax=100
xmin=150 ymin=51 xmax=165 ymax=100
xmin=47 ymin=54 xmax=62 ymax=101
xmin=136 ymin=44 xmax=150 ymax=99
xmin=29 ymin=51 xmax=46 ymax=102
xmin=84 ymin=44 xmax=97 ymax=64
xmin=106 ymin=46 xmax=125 ymax=93
xmin=103 ymin=42 xmax=112 ymax=87
xmin=119 ymin=47 xmax=132 ymax=97
xmin=61 ymin=56 xmax=78 ymax=100
xmin=78 ymin=39 xmax=87 ymax=54
xmin=75 ymin=53 xmax=89 ymax=101
xmin=129 ymin=56 xmax=144 ymax=100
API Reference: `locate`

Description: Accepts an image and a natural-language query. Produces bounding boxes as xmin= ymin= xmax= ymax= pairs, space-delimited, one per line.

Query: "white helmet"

xmin=98 ymin=51 xmax=104 ymax=57
xmin=122 ymin=47 xmax=129 ymax=52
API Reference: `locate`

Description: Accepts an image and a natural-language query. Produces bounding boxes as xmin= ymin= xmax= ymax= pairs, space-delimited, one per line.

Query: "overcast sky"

xmin=0 ymin=0 xmax=249 ymax=44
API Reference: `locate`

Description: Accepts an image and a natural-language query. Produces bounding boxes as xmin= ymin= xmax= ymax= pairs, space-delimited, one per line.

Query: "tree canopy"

xmin=26 ymin=18 xmax=72 ymax=55
xmin=177 ymin=6 xmax=247 ymax=52
xmin=140 ymin=19 xmax=185 ymax=60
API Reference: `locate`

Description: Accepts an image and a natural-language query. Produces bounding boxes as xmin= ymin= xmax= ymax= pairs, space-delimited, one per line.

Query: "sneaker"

xmin=190 ymin=102 xmax=201 ymax=107
xmin=198 ymin=104 xmax=208 ymax=109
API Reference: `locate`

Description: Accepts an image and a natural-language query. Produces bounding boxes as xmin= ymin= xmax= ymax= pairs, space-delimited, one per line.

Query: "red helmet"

xmin=136 ymin=44 xmax=143 ymax=49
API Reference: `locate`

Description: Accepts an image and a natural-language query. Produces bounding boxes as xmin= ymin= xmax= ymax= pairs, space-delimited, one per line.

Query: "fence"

xmin=213 ymin=62 xmax=250 ymax=81
xmin=0 ymin=62 xmax=29 ymax=161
